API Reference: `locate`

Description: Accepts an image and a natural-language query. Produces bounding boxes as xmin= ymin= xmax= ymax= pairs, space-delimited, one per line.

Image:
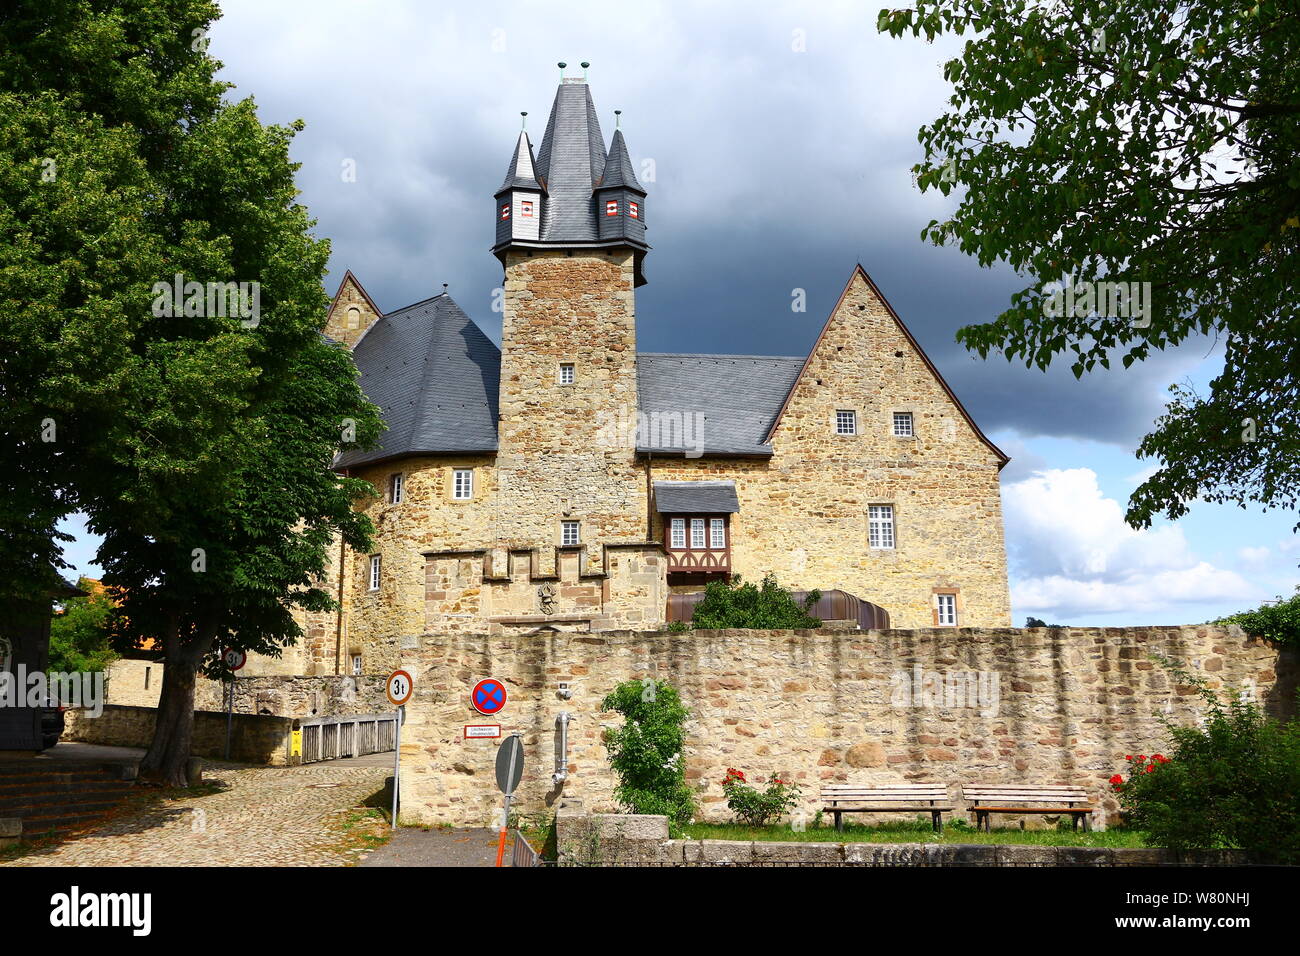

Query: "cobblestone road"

xmin=2 ymin=763 xmax=390 ymax=867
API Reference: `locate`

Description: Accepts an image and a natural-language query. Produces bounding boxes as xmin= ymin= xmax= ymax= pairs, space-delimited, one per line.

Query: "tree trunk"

xmin=139 ymin=621 xmax=215 ymax=787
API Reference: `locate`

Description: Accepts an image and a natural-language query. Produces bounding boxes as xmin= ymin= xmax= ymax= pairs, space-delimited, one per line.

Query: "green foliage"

xmin=720 ymin=768 xmax=802 ymax=827
xmin=691 ymin=574 xmax=821 ymax=629
xmin=1210 ymin=587 xmax=1300 ymax=646
xmin=880 ymin=1 xmax=1300 ymax=533
xmin=665 ymin=619 xmax=690 ymax=632
xmin=48 ymin=578 xmax=117 ymax=673
xmin=1024 ymin=616 xmax=1061 ymax=628
xmin=1113 ymin=658 xmax=1300 ymax=863
xmin=600 ymin=679 xmax=696 ymax=828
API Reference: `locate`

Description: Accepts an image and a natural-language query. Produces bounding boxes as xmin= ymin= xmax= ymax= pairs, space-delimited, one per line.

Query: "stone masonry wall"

xmin=396 ymin=625 xmax=1294 ymax=827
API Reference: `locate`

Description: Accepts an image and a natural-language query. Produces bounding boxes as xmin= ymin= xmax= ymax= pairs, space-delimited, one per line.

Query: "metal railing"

xmin=511 ymin=829 xmax=541 ymax=867
xmin=299 ymin=712 xmax=397 ymax=764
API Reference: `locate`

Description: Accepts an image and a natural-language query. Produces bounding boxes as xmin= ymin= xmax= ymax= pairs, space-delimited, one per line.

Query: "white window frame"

xmin=868 ymin=505 xmax=895 ymax=550
xmin=368 ymin=554 xmax=381 ymax=591
xmin=351 ymin=654 xmax=363 ymax=675
xmin=670 ymin=518 xmax=685 ymax=549
xmin=453 ymin=468 xmax=473 ymax=500
xmin=690 ymin=518 xmax=705 ymax=549
xmin=893 ymin=412 xmax=914 ymax=437
xmin=558 ymin=363 xmax=575 ymax=385
xmin=709 ymin=518 xmax=725 ymax=549
xmin=836 ymin=409 xmax=857 ymax=435
xmin=561 ymin=521 xmax=580 ymax=546
xmin=389 ymin=472 xmax=404 ymax=504
xmin=936 ymin=592 xmax=958 ymax=627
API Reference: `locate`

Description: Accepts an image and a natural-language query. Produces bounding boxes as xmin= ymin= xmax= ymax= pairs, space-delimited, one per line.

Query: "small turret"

xmin=494 ymin=120 xmax=545 ymax=247
xmin=594 ymin=123 xmax=646 ymax=246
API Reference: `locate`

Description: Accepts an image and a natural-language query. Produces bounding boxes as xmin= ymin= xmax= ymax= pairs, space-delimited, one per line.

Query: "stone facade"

xmin=395 ymin=625 xmax=1294 ymax=827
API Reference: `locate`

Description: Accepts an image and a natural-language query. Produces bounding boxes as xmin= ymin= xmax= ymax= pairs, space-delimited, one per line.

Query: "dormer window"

xmin=500 ymin=204 xmax=510 ymax=220
xmin=521 ymin=200 xmax=534 ymax=218
xmin=605 ymin=200 xmax=618 ymax=217
xmin=629 ymin=201 xmax=639 ymax=219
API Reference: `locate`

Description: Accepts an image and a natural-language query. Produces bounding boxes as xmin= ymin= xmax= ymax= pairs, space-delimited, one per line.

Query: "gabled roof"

xmin=534 ymin=82 xmax=607 ymax=243
xmin=334 ymin=293 xmax=500 ymax=469
xmin=497 ymin=131 xmax=545 ymax=194
xmin=636 ymin=353 xmax=805 ymax=457
xmin=597 ymin=129 xmax=643 ymax=193
xmin=763 ymin=264 xmax=1009 ymax=468
xmin=327 ymin=269 xmax=382 ymax=318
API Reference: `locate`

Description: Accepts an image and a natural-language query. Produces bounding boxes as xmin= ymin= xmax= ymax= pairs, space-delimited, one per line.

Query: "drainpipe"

xmin=553 ymin=712 xmax=574 ymax=785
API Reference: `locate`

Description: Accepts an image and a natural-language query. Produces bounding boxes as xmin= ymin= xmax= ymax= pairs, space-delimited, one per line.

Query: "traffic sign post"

xmin=386 ymin=670 xmax=415 ymax=828
xmin=221 ymin=648 xmax=245 ymax=760
xmin=472 ymin=678 xmax=507 ymax=716
xmin=494 ymin=733 xmax=524 ymax=867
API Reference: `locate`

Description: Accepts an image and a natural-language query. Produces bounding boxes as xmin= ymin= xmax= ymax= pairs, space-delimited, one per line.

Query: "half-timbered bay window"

xmin=654 ymin=480 xmax=739 ymax=578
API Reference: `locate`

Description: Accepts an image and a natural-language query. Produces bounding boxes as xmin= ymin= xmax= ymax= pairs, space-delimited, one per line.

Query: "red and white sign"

xmin=471 ymin=678 xmax=507 ymax=716
xmin=464 ymin=724 xmax=502 ymax=739
xmin=386 ymin=669 xmax=415 ymax=707
xmin=222 ymin=647 xmax=246 ymax=671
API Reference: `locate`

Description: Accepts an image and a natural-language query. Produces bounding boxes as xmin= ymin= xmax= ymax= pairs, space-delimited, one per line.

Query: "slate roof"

xmin=636 ymin=353 xmax=805 ymax=457
xmin=334 ymin=293 xmax=500 ymax=469
xmin=534 ymin=82 xmax=606 ymax=243
xmin=653 ymin=481 xmax=740 ymax=514
xmin=596 ymin=129 xmax=643 ymax=193
xmin=497 ymin=131 xmax=544 ymax=194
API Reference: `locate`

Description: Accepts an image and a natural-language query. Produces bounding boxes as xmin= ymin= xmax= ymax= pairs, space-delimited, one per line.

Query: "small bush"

xmin=601 ymin=678 xmax=696 ymax=828
xmin=720 ymin=768 xmax=802 ymax=826
xmin=691 ymin=574 xmax=821 ymax=629
xmin=1113 ymin=659 xmax=1300 ymax=864
xmin=1211 ymin=587 xmax=1300 ymax=647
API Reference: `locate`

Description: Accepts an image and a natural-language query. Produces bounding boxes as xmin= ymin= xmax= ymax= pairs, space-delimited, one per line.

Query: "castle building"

xmin=295 ymin=71 xmax=1012 ymax=677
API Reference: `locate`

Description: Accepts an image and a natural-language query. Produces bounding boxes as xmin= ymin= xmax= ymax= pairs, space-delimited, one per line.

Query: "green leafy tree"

xmin=1211 ymin=587 xmax=1300 ymax=646
xmin=691 ymin=574 xmax=822 ymax=629
xmin=879 ymin=1 xmax=1300 ymax=532
xmin=48 ymin=578 xmax=118 ymax=673
xmin=601 ymin=679 xmax=696 ymax=828
xmin=1 ymin=0 xmax=382 ymax=783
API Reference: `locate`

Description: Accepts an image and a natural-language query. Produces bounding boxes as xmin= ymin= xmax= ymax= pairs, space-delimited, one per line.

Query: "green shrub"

xmin=1113 ymin=659 xmax=1300 ymax=864
xmin=720 ymin=768 xmax=802 ymax=826
xmin=1211 ymin=587 xmax=1300 ymax=647
xmin=691 ymin=574 xmax=821 ymax=629
xmin=600 ymin=678 xmax=696 ymax=829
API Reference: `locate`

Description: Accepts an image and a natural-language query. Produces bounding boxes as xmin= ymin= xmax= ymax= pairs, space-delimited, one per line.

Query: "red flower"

xmin=1125 ymin=754 xmax=1133 ymax=760
xmin=1145 ymin=764 xmax=1156 ymax=774
xmin=1154 ymin=754 xmax=1168 ymax=763
xmin=1109 ymin=774 xmax=1124 ymax=789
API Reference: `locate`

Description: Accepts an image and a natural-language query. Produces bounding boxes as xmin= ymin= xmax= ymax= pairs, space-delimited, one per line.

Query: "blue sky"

xmin=58 ymin=0 xmax=1300 ymax=624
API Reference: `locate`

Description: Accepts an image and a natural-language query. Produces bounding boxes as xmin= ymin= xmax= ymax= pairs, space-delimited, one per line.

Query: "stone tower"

xmin=491 ymin=71 xmax=651 ymax=568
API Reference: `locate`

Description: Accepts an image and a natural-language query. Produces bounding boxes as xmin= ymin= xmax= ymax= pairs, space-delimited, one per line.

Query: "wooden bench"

xmin=962 ymin=785 xmax=1094 ymax=832
xmin=821 ymin=784 xmax=953 ymax=832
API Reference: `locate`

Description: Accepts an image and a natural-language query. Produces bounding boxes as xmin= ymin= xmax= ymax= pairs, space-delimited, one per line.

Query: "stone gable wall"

xmin=395 ymin=625 xmax=1294 ymax=827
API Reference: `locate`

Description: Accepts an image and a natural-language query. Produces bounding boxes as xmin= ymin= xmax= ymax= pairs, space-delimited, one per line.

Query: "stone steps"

xmin=0 ymin=760 xmax=139 ymax=837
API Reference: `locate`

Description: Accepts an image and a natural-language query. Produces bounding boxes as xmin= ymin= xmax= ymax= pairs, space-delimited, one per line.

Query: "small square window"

xmin=670 ymin=518 xmax=685 ymax=549
xmin=709 ymin=518 xmax=725 ymax=549
xmin=558 ymin=363 xmax=575 ymax=385
xmin=369 ymin=554 xmax=381 ymax=591
xmin=453 ymin=469 xmax=473 ymax=500
xmin=561 ymin=521 xmax=580 ymax=546
xmin=893 ymin=412 xmax=914 ymax=437
xmin=500 ymin=204 xmax=510 ymax=220
xmin=521 ymin=200 xmax=534 ymax=218
xmin=605 ymin=200 xmax=618 ymax=217
xmin=629 ymin=201 xmax=639 ymax=219
xmin=389 ymin=472 xmax=404 ymax=504
xmin=351 ymin=654 xmax=363 ymax=675
xmin=836 ymin=410 xmax=857 ymax=435
xmin=868 ymin=505 xmax=895 ymax=550
xmin=690 ymin=519 xmax=705 ymax=549
xmin=936 ymin=592 xmax=957 ymax=627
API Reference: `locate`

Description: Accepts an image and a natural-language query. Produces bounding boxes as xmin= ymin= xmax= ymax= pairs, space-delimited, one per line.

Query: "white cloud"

xmin=1004 ymin=469 xmax=1254 ymax=618
xmin=1237 ymin=545 xmax=1272 ymax=570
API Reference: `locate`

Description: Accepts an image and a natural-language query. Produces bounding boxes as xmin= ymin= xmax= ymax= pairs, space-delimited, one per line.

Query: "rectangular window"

xmin=690 ymin=518 xmax=705 ymax=549
xmin=453 ymin=469 xmax=473 ymax=500
xmin=868 ymin=505 xmax=895 ymax=550
xmin=351 ymin=654 xmax=363 ymax=675
xmin=606 ymin=200 xmax=618 ymax=217
xmin=629 ymin=201 xmax=639 ymax=218
xmin=709 ymin=518 xmax=725 ymax=549
xmin=561 ymin=521 xmax=580 ymax=546
xmin=936 ymin=592 xmax=957 ymax=627
xmin=836 ymin=409 xmax=857 ymax=435
xmin=558 ymin=363 xmax=575 ymax=385
xmin=670 ymin=518 xmax=685 ymax=549
xmin=893 ymin=412 xmax=914 ymax=437
xmin=389 ymin=472 xmax=404 ymax=504
xmin=369 ymin=554 xmax=381 ymax=591
xmin=520 ymin=200 xmax=534 ymax=218
xmin=500 ymin=204 xmax=510 ymax=220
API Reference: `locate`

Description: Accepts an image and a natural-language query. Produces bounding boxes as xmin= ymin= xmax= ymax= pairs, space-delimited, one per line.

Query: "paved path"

xmin=3 ymin=762 xmax=390 ymax=867
xmin=359 ymin=827 xmax=516 ymax=867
